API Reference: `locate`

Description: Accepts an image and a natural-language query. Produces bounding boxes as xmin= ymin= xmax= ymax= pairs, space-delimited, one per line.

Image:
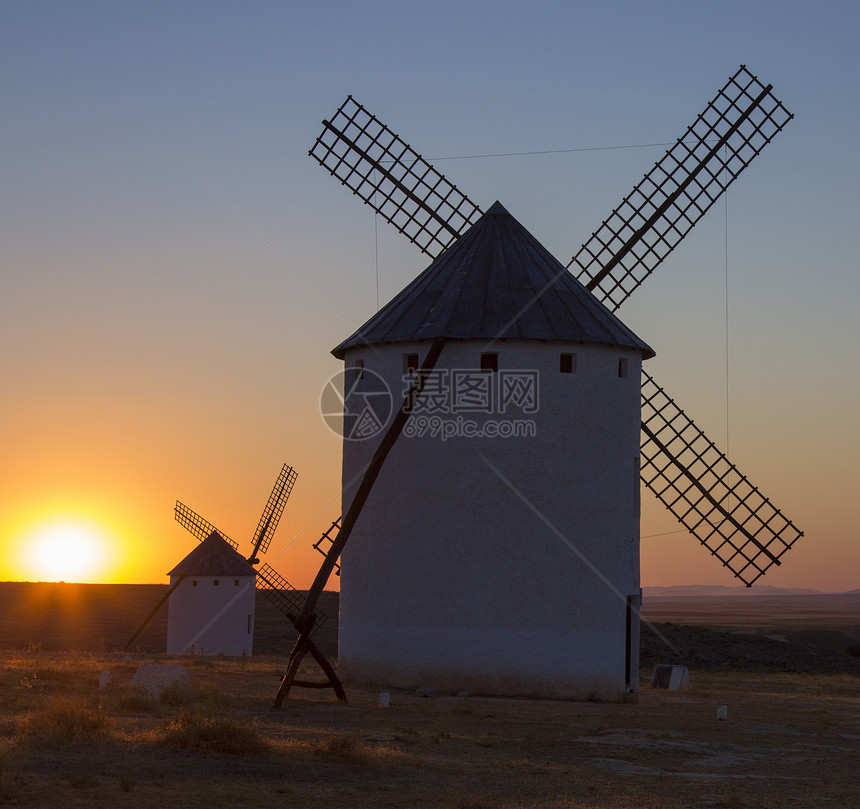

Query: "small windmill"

xmin=275 ymin=66 xmax=803 ymax=703
xmin=125 ymin=464 xmax=298 ymax=651
xmin=172 ymin=465 xmax=343 ymax=693
xmin=126 ymin=465 xmax=341 ymax=685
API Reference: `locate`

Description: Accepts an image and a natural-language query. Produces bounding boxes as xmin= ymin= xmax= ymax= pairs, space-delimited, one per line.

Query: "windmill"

xmin=126 ymin=465 xmax=341 ymax=688
xmin=125 ymin=463 xmax=298 ymax=652
xmin=275 ymin=66 xmax=803 ymax=703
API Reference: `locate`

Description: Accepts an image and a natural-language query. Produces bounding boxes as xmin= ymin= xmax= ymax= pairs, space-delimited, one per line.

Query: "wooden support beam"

xmin=123 ymin=575 xmax=186 ymax=652
xmin=273 ymin=336 xmax=447 ymax=706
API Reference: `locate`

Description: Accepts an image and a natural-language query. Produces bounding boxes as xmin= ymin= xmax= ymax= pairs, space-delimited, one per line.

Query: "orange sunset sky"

xmin=2 ymin=1 xmax=858 ymax=592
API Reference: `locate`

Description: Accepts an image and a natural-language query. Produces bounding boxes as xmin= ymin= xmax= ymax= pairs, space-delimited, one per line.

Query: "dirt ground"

xmin=1 ymin=583 xmax=858 ymax=808
xmin=1 ymin=652 xmax=858 ymax=809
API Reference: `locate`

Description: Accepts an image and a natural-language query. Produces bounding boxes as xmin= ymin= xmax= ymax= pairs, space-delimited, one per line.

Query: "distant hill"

xmin=0 ymin=581 xmax=338 ymax=657
xmin=1 ymin=582 xmax=857 ymax=673
xmin=643 ymin=584 xmax=825 ymax=598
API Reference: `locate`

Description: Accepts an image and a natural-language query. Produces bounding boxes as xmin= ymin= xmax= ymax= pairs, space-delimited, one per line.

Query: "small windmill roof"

xmin=332 ymin=201 xmax=654 ymax=359
xmin=168 ymin=532 xmax=256 ymax=577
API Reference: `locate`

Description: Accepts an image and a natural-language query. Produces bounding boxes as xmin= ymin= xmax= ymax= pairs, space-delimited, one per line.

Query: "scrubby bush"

xmin=150 ymin=712 xmax=269 ymax=756
xmin=309 ymin=732 xmax=361 ymax=760
xmin=17 ymin=696 xmax=112 ymax=745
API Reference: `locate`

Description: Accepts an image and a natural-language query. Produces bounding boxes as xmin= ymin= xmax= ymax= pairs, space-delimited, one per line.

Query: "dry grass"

xmin=145 ymin=712 xmax=269 ymax=755
xmin=114 ymin=678 xmax=236 ymax=714
xmin=1 ymin=584 xmax=856 ymax=807
xmin=0 ymin=652 xmax=855 ymax=808
xmin=0 ymin=740 xmax=26 ymax=802
xmin=16 ymin=696 xmax=112 ymax=745
xmin=308 ymin=730 xmax=362 ymax=759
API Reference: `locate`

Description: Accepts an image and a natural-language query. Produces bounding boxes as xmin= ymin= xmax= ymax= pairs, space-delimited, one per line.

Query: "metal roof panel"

xmin=332 ymin=201 xmax=654 ymax=359
xmin=168 ymin=532 xmax=257 ymax=578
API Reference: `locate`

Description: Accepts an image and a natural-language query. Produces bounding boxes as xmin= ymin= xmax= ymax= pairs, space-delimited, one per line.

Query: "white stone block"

xmin=131 ymin=663 xmax=192 ymax=700
xmin=667 ymin=665 xmax=691 ymax=691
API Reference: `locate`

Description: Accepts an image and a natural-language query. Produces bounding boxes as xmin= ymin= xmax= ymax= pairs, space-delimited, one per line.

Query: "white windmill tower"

xmin=332 ymin=201 xmax=655 ymax=697
xmin=166 ymin=531 xmax=257 ymax=656
xmin=275 ymin=67 xmax=803 ymax=703
xmin=125 ymin=464 xmax=320 ymax=658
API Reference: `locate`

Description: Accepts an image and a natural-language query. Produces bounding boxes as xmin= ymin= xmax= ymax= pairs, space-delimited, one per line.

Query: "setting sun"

xmin=16 ymin=519 xmax=116 ymax=583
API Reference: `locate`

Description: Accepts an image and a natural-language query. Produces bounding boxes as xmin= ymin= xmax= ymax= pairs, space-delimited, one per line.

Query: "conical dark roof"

xmin=332 ymin=201 xmax=654 ymax=359
xmin=168 ymin=532 xmax=256 ymax=577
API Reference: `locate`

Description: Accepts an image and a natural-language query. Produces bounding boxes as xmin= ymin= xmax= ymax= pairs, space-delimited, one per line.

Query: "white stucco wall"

xmin=166 ymin=575 xmax=255 ymax=656
xmin=338 ymin=339 xmax=644 ymax=699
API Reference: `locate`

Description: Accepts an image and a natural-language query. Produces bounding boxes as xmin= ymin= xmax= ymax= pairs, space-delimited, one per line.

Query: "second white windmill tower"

xmin=122 ymin=464 xmax=301 ymax=657
xmin=166 ymin=532 xmax=256 ymax=655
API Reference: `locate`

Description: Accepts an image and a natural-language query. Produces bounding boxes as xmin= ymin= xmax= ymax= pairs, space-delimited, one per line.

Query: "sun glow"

xmin=17 ymin=518 xmax=116 ymax=583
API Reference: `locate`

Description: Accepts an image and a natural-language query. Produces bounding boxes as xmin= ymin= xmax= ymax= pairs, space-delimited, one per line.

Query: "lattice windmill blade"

xmin=256 ymin=563 xmax=328 ymax=630
xmin=568 ymin=65 xmax=793 ymax=312
xmin=640 ymin=371 xmax=803 ymax=586
xmin=257 ymin=517 xmax=343 ymax=635
xmin=248 ymin=464 xmax=298 ymax=564
xmin=312 ymin=517 xmax=342 ymax=577
xmin=174 ymin=501 xmax=239 ymax=550
xmin=309 ymin=95 xmax=483 ymax=258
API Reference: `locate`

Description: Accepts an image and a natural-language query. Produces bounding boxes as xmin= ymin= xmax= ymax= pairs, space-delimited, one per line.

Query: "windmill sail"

xmin=312 ymin=517 xmax=342 ymax=576
xmin=256 ymin=563 xmax=303 ymax=614
xmin=309 ymin=95 xmax=482 ymax=257
xmin=568 ymin=65 xmax=793 ymax=311
xmin=255 ymin=562 xmax=328 ymax=630
xmin=174 ymin=501 xmax=239 ymax=550
xmin=250 ymin=464 xmax=298 ymax=560
xmin=640 ymin=371 xmax=803 ymax=585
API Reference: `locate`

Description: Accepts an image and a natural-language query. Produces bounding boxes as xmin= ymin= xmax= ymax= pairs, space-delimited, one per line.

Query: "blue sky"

xmin=1 ymin=1 xmax=858 ymax=589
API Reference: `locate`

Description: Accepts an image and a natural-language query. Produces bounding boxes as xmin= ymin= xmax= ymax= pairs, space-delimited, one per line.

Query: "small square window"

xmin=618 ymin=358 xmax=629 ymax=378
xmin=234 ymin=579 xmax=239 ymax=586
xmin=403 ymin=352 xmax=419 ymax=374
xmin=480 ymin=352 xmax=498 ymax=372
xmin=346 ymin=359 xmax=364 ymax=387
xmin=560 ymin=353 xmax=576 ymax=374
xmin=213 ymin=579 xmax=220 ymax=586
xmin=192 ymin=580 xmax=197 ymax=587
